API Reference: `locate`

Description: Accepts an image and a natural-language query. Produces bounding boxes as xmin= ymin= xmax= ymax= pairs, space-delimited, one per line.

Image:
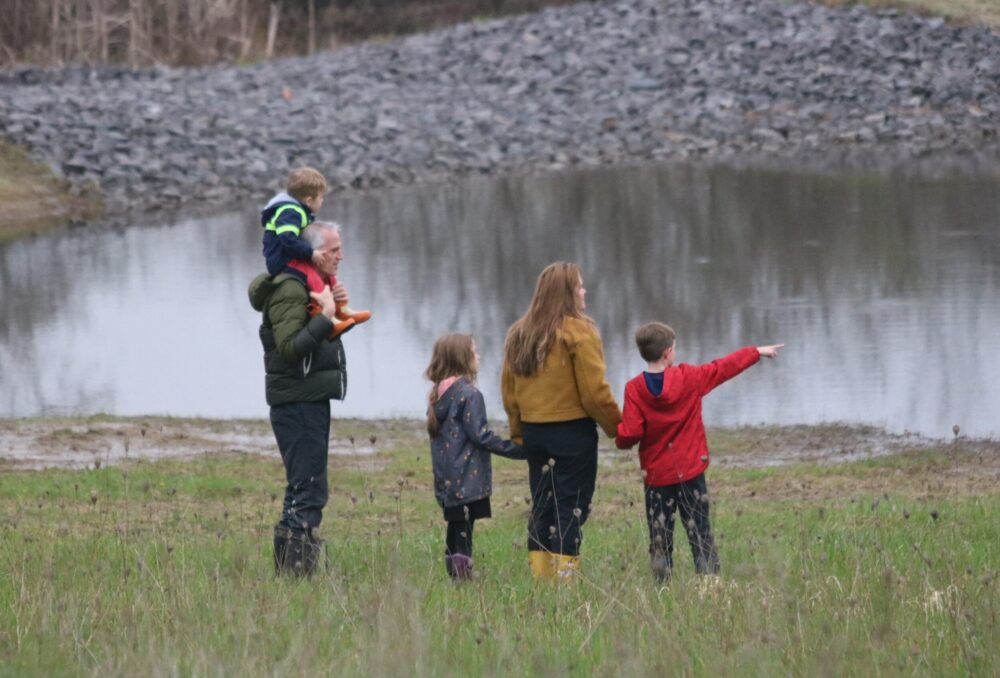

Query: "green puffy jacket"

xmin=248 ymin=272 xmax=347 ymax=406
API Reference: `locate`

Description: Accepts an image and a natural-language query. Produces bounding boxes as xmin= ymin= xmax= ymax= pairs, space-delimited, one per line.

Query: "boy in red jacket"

xmin=615 ymin=322 xmax=783 ymax=582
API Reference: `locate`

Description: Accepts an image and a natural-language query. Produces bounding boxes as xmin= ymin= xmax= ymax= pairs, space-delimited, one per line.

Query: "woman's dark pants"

xmin=524 ymin=418 xmax=598 ymax=557
xmin=645 ymin=473 xmax=719 ymax=581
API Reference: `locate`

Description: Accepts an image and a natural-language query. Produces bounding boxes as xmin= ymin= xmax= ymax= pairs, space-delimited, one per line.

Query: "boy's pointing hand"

xmin=757 ymin=344 xmax=784 ymax=359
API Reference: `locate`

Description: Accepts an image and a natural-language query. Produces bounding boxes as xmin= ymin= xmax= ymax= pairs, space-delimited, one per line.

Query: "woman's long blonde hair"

xmin=503 ymin=261 xmax=589 ymax=377
xmin=425 ymin=333 xmax=478 ymax=438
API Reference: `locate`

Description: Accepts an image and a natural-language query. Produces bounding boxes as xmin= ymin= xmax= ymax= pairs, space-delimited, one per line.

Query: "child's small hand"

xmin=331 ymin=281 xmax=349 ymax=303
xmin=309 ymin=285 xmax=337 ymax=318
xmin=757 ymin=344 xmax=784 ymax=358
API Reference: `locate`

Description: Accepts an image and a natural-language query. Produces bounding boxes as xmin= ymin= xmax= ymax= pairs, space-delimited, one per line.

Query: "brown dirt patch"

xmin=3 ymin=418 xmax=999 ymax=506
xmin=0 ymin=417 xmax=400 ymax=470
xmin=592 ymin=425 xmax=1000 ymax=502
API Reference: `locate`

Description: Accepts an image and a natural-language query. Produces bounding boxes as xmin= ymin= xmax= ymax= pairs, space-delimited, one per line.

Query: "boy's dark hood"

xmin=639 ymin=367 xmax=689 ymax=410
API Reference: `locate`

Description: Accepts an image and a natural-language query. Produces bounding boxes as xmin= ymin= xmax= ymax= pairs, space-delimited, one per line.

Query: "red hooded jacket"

xmin=615 ymin=347 xmax=760 ymax=487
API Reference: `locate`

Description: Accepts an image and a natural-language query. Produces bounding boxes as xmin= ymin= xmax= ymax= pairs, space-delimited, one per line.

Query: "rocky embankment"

xmin=1 ymin=0 xmax=998 ymax=216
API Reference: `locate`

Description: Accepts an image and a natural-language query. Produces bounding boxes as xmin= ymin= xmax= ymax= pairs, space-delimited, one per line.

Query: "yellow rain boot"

xmin=529 ymin=550 xmax=553 ymax=580
xmin=552 ymin=554 xmax=579 ymax=582
xmin=335 ymin=302 xmax=371 ymax=325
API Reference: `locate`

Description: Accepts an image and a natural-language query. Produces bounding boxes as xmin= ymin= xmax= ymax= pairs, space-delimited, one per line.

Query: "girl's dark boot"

xmin=445 ymin=553 xmax=474 ymax=580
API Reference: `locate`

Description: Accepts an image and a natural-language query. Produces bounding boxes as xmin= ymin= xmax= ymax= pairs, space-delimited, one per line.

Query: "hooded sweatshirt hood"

xmin=248 ymin=273 xmax=279 ymax=312
xmin=437 ymin=376 xmax=461 ymax=400
xmin=637 ymin=368 xmax=685 ymax=408
xmin=433 ymin=377 xmax=463 ymax=422
xmin=247 ymin=271 xmax=303 ymax=312
xmin=263 ymin=191 xmax=299 ymax=210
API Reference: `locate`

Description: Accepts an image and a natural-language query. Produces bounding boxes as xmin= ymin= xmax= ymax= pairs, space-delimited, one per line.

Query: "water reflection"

xmin=1 ymin=163 xmax=998 ymax=438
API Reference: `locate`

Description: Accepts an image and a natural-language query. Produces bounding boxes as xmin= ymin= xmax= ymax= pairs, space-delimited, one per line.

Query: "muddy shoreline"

xmin=0 ymin=0 xmax=997 ymax=221
xmin=2 ymin=416 xmax=996 ymax=471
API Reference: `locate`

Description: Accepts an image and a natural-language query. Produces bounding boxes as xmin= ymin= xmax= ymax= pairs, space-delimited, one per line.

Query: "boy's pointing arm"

xmin=694 ymin=347 xmax=763 ymax=396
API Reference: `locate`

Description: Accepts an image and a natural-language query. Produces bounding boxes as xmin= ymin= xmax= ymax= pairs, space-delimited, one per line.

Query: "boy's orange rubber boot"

xmin=308 ymin=300 xmax=356 ymax=339
xmin=335 ymin=303 xmax=371 ymax=325
xmin=330 ymin=317 xmax=356 ymax=339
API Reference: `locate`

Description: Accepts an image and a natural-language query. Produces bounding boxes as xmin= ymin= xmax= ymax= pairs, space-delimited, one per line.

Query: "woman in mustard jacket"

xmin=501 ymin=261 xmax=622 ymax=580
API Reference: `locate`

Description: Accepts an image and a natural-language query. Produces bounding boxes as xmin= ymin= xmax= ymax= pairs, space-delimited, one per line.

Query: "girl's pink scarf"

xmin=437 ymin=376 xmax=460 ymax=399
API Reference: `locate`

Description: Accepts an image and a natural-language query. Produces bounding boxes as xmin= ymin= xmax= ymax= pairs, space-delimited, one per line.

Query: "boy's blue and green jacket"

xmin=261 ymin=192 xmax=315 ymax=275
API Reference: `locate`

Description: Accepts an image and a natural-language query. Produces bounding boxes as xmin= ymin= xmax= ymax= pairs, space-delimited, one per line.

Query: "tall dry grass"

xmin=0 ymin=0 xmax=270 ymax=66
xmin=0 ymin=0 xmax=587 ymax=67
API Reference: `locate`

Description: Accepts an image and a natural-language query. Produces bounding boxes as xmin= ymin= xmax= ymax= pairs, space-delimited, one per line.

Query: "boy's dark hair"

xmin=287 ymin=167 xmax=328 ymax=202
xmin=635 ymin=322 xmax=676 ymax=362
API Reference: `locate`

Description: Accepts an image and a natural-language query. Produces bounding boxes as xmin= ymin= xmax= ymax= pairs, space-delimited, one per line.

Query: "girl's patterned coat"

xmin=431 ymin=378 xmax=524 ymax=508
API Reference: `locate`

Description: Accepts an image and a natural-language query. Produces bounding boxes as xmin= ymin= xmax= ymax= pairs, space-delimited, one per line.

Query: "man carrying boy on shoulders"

xmin=248 ymin=222 xmax=351 ymax=576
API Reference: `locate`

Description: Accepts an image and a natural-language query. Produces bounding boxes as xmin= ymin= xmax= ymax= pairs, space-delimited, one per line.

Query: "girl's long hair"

xmin=425 ymin=333 xmax=478 ymax=438
xmin=503 ymin=261 xmax=590 ymax=377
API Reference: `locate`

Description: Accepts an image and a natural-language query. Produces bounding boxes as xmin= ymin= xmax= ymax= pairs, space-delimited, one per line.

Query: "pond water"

xmin=1 ymin=163 xmax=998 ymax=439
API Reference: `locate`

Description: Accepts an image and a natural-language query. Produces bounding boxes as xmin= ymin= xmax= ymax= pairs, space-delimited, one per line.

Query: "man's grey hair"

xmin=304 ymin=221 xmax=341 ymax=248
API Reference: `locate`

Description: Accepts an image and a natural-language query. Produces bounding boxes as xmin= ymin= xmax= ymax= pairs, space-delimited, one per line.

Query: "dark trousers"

xmin=645 ymin=473 xmax=719 ymax=579
xmin=270 ymin=401 xmax=330 ymax=535
xmin=446 ymin=519 xmax=475 ymax=557
xmin=524 ymin=418 xmax=598 ymax=557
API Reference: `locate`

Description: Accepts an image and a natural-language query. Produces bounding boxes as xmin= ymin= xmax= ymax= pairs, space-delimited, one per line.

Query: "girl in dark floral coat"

xmin=426 ymin=334 xmax=524 ymax=580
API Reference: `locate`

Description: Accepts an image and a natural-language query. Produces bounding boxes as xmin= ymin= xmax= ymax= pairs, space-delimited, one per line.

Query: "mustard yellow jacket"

xmin=501 ymin=316 xmax=622 ymax=443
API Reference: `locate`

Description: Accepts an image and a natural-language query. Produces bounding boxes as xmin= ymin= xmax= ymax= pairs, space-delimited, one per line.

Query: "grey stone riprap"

xmin=1 ymin=0 xmax=998 ymax=216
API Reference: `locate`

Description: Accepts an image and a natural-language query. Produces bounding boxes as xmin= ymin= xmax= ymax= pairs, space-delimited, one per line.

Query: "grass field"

xmin=1 ymin=418 xmax=997 ymax=675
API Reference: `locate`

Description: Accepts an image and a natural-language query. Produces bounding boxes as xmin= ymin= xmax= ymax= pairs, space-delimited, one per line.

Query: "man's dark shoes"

xmin=274 ymin=526 xmax=324 ymax=577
